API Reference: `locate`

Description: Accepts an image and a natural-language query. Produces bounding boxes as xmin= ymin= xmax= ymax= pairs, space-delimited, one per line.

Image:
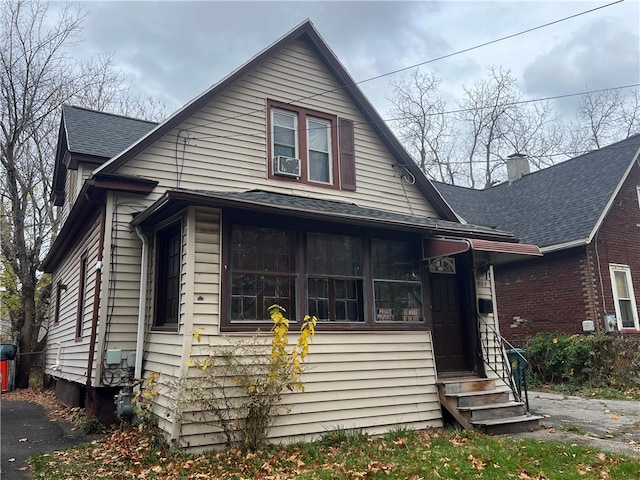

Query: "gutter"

xmin=134 ymin=227 xmax=149 ymax=380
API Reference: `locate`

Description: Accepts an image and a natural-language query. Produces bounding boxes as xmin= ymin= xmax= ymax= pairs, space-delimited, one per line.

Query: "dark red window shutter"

xmin=339 ymin=118 xmax=356 ymax=191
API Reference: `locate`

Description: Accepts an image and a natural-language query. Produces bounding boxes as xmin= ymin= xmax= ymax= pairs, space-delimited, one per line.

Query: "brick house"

xmin=435 ymin=134 xmax=640 ymax=345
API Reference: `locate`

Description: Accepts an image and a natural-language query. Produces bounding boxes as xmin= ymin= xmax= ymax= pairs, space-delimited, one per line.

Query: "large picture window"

xmin=230 ymin=225 xmax=297 ymax=322
xmin=224 ymin=221 xmax=424 ymax=330
xmin=307 ymin=233 xmax=363 ymax=322
xmin=372 ymin=239 xmax=423 ymax=323
xmin=154 ymin=222 xmax=182 ymax=330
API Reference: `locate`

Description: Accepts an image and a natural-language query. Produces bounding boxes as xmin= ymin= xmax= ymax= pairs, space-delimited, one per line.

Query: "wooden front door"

xmin=429 ymin=257 xmax=473 ymax=374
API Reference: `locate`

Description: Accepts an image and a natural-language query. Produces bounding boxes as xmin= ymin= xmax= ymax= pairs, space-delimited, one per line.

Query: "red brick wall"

xmin=493 ymin=162 xmax=640 ymax=345
xmin=494 ymin=248 xmax=589 ymax=345
xmin=591 ymin=161 xmax=640 ymax=329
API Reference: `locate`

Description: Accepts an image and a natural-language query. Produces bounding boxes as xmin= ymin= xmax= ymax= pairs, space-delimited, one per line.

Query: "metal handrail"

xmin=478 ymin=317 xmax=530 ymax=411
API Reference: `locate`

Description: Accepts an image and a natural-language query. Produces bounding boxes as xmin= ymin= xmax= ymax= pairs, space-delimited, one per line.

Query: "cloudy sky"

xmin=68 ymin=0 xmax=639 ymax=119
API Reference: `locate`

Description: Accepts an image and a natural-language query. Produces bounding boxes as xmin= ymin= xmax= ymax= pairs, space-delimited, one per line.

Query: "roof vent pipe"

xmin=506 ymin=153 xmax=530 ymax=183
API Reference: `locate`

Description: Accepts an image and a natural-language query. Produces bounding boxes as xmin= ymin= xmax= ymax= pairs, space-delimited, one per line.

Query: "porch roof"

xmin=132 ymin=189 xmax=524 ymax=242
xmin=422 ymin=236 xmax=542 ymax=265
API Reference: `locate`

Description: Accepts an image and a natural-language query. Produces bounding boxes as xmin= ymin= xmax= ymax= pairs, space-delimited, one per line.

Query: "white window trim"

xmin=636 ymin=185 xmax=640 ymax=209
xmin=609 ymin=264 xmax=640 ymax=330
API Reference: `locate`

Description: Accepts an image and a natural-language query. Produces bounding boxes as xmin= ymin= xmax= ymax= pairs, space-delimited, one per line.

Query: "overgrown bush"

xmin=526 ymin=333 xmax=640 ymax=390
xmin=170 ymin=305 xmax=317 ymax=449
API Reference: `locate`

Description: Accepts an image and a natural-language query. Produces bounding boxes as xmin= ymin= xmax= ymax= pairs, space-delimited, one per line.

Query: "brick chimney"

xmin=507 ymin=153 xmax=530 ymax=183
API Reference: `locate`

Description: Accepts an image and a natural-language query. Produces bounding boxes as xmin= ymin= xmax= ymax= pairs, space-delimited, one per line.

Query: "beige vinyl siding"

xmin=115 ymin=39 xmax=437 ymax=218
xmin=45 ymin=215 xmax=102 ymax=384
xmin=192 ymin=207 xmax=221 ymax=330
xmin=175 ymin=331 xmax=441 ymax=450
xmin=93 ymin=197 xmax=146 ymax=384
xmin=476 ymin=262 xmax=507 ymax=382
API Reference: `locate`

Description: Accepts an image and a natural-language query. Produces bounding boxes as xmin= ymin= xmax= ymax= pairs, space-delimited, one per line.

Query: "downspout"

xmin=86 ymin=202 xmax=106 ymax=418
xmin=134 ymin=227 xmax=149 ymax=380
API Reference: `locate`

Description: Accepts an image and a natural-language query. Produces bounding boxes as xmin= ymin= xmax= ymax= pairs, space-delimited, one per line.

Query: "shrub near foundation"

xmin=172 ymin=305 xmax=317 ymax=449
xmin=527 ymin=333 xmax=640 ymax=391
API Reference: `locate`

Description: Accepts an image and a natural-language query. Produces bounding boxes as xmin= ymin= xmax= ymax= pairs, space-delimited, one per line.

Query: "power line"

xmin=189 ymin=83 xmax=639 ymax=143
xmin=186 ymin=0 xmax=626 ymax=136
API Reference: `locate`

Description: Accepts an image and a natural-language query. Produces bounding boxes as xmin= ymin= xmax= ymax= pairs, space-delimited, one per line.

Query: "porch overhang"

xmin=422 ymin=237 xmax=542 ymax=265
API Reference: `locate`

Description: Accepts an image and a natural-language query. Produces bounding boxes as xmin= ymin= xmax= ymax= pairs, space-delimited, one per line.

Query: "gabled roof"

xmin=62 ymin=105 xmax=158 ymax=160
xmin=434 ymin=134 xmax=640 ymax=250
xmin=52 ymin=105 xmax=157 ymax=204
xmin=92 ymin=19 xmax=457 ymax=221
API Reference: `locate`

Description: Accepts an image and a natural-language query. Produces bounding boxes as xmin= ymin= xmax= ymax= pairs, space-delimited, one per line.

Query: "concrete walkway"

xmin=512 ymin=390 xmax=640 ymax=458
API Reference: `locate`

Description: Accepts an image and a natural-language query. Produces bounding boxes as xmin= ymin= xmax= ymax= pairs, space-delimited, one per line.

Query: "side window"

xmin=372 ymin=239 xmax=423 ymax=323
xmin=154 ymin=222 xmax=182 ymax=330
xmin=54 ymin=281 xmax=66 ymax=326
xmin=610 ymin=264 xmax=639 ymax=330
xmin=230 ymin=225 xmax=297 ymax=322
xmin=306 ymin=233 xmax=364 ymax=322
xmin=75 ymin=253 xmax=88 ymax=340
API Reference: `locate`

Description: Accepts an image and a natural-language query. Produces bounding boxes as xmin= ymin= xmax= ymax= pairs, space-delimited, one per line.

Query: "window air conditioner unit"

xmin=273 ymin=155 xmax=301 ymax=178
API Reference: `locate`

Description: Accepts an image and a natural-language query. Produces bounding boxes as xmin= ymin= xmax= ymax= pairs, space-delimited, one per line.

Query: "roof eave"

xmin=42 ymin=175 xmax=158 ymax=272
xmin=132 ymin=189 xmax=513 ymax=242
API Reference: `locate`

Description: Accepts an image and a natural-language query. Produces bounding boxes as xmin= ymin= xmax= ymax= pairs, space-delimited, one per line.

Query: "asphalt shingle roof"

xmin=62 ymin=105 xmax=158 ymax=159
xmin=134 ymin=188 xmax=511 ymax=240
xmin=434 ymin=134 xmax=640 ymax=248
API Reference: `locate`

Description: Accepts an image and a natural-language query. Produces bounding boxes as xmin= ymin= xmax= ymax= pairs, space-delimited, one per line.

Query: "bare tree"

xmin=388 ymin=71 xmax=460 ymax=183
xmin=0 ymin=0 xmax=166 ymax=388
xmin=456 ymin=67 xmax=561 ymax=188
xmin=567 ymin=87 xmax=640 ymax=154
xmin=388 ymin=66 xmax=565 ymax=189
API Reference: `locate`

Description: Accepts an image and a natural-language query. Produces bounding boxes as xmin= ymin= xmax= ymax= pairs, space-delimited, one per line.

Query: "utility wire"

xmin=188 ymin=82 xmax=640 ymax=143
xmin=186 ymin=0 xmax=627 ymax=136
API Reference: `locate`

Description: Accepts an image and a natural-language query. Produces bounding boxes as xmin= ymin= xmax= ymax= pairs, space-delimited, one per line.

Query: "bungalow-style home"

xmin=42 ymin=20 xmax=541 ymax=450
xmin=434 ymin=134 xmax=640 ymax=345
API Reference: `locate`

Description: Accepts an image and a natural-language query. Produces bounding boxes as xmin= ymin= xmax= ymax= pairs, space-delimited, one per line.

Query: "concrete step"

xmin=473 ymin=414 xmax=543 ymax=435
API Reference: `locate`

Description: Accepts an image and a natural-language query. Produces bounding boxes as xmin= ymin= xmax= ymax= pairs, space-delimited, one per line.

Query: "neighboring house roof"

xmin=92 ymin=19 xmax=458 ymax=221
xmin=434 ymin=134 xmax=640 ymax=250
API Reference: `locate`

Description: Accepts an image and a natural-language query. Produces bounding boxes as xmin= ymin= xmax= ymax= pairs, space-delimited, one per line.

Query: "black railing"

xmin=479 ymin=317 xmax=530 ymax=411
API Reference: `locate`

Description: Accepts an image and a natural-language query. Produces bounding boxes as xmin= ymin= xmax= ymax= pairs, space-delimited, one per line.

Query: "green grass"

xmin=30 ymin=425 xmax=640 ymax=480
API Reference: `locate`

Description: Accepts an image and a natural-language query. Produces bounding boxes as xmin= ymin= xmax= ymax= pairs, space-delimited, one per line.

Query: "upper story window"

xmin=268 ymin=100 xmax=355 ymax=191
xmin=153 ymin=221 xmax=182 ymax=331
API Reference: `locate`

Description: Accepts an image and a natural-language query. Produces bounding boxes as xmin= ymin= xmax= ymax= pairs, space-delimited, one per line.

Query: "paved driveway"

xmin=1 ymin=400 xmax=86 ymax=480
xmin=513 ymin=390 xmax=640 ymax=458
